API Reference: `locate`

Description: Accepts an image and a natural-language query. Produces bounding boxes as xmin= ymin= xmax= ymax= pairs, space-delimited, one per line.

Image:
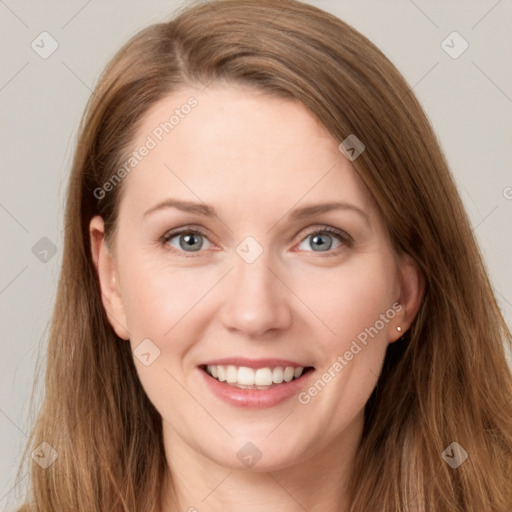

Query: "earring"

xmin=396 ymin=326 xmax=402 ymax=333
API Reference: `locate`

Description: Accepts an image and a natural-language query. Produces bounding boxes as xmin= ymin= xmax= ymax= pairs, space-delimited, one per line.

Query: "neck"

xmin=160 ymin=413 xmax=363 ymax=512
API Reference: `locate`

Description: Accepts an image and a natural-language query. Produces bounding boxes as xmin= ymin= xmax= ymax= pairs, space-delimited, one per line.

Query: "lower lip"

xmin=199 ymin=367 xmax=315 ymax=409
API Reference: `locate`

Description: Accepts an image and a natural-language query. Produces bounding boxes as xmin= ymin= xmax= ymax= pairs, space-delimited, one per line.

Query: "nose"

xmin=218 ymin=250 xmax=292 ymax=338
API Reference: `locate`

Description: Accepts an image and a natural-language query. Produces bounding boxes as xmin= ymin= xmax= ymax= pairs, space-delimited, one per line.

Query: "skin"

xmin=90 ymin=84 xmax=423 ymax=512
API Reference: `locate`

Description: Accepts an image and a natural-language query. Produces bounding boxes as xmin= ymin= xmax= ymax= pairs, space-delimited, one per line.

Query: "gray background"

xmin=1 ymin=0 xmax=511 ymax=508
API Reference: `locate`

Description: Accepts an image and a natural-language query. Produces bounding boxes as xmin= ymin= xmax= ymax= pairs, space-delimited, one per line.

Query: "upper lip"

xmin=200 ymin=357 xmax=313 ymax=369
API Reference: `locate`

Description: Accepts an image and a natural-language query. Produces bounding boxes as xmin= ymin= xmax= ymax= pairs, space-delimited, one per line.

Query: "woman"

xmin=18 ymin=0 xmax=512 ymax=510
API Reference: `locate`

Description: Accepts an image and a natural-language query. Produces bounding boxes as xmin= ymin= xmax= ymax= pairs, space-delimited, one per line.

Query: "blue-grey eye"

xmin=166 ymin=232 xmax=211 ymax=252
xmin=298 ymin=231 xmax=343 ymax=252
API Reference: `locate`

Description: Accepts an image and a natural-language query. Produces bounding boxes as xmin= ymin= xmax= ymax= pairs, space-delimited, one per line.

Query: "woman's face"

xmin=91 ymin=85 xmax=420 ymax=471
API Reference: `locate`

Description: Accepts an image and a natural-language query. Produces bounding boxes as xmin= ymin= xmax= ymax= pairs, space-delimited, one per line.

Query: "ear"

xmin=89 ymin=216 xmax=130 ymax=340
xmin=389 ymin=254 xmax=425 ymax=343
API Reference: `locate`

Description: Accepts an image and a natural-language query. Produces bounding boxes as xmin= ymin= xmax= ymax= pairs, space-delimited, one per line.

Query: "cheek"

xmin=292 ymin=254 xmax=397 ymax=349
xmin=292 ymin=255 xmax=397 ymax=420
xmin=118 ymin=252 xmax=215 ymax=343
xmin=116 ymin=254 xmax=213 ymax=414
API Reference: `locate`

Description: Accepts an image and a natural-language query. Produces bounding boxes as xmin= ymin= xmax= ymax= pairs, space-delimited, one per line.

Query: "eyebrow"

xmin=143 ymin=199 xmax=370 ymax=225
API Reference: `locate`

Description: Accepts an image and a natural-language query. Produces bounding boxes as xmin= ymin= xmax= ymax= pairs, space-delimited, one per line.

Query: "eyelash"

xmin=159 ymin=225 xmax=353 ymax=258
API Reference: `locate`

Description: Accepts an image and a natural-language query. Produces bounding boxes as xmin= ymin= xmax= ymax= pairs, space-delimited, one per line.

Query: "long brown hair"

xmin=17 ymin=1 xmax=512 ymax=510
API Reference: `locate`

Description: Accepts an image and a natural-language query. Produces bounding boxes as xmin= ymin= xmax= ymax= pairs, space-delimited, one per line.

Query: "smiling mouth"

xmin=200 ymin=364 xmax=315 ymax=390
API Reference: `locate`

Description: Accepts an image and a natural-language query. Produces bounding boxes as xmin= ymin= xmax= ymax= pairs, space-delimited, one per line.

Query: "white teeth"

xmin=272 ymin=367 xmax=284 ymax=384
xmin=283 ymin=367 xmax=295 ymax=382
xmin=226 ymin=365 xmax=237 ymax=383
xmin=254 ymin=368 xmax=273 ymax=386
xmin=238 ymin=366 xmax=255 ymax=386
xmin=205 ymin=364 xmax=306 ymax=387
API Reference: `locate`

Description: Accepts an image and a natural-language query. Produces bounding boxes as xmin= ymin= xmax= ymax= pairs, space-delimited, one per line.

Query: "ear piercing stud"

xmin=396 ymin=326 xmax=403 ymax=333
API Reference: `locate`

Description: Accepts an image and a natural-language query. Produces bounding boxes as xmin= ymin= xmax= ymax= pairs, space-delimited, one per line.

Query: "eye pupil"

xmin=311 ymin=233 xmax=332 ymax=251
xmin=180 ymin=233 xmax=203 ymax=251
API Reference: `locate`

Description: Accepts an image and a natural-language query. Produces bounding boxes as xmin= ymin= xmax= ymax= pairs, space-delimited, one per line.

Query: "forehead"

xmin=118 ymin=84 xmax=377 ymax=223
